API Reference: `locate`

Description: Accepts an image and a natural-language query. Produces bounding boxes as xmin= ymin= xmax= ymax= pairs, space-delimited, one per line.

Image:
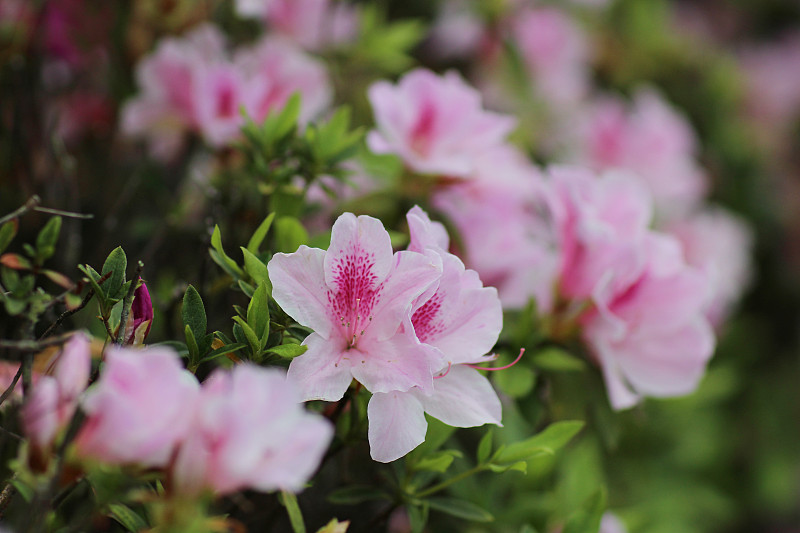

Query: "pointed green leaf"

xmin=108 ymin=503 xmax=148 ymax=532
xmin=531 ymin=347 xmax=587 ymax=372
xmin=266 ymin=343 xmax=308 ymax=359
xmin=241 ymin=247 xmax=271 ymax=292
xmin=0 ymin=221 xmax=17 ymax=254
xmin=492 ymin=421 xmax=584 ymax=465
xmin=408 ymin=502 xmax=429 ymax=533
xmin=182 ymin=285 xmax=207 ymax=340
xmin=413 ymin=450 xmax=460 ymax=473
xmin=210 ymin=225 xmax=244 ymax=278
xmin=562 ymin=489 xmax=607 ymax=533
xmin=427 ymin=497 xmax=494 ymax=523
xmin=247 ymin=213 xmax=276 ymax=254
xmin=280 ymin=490 xmax=306 ymax=533
xmin=101 ymin=247 xmax=127 ymax=299
xmin=247 ymin=283 xmax=270 ymax=340
xmin=184 ymin=325 xmax=199 ymax=362
xmin=477 ymin=428 xmax=494 ymax=464
xmin=35 ymin=216 xmax=61 ymax=262
xmin=233 ymin=316 xmax=261 ymax=355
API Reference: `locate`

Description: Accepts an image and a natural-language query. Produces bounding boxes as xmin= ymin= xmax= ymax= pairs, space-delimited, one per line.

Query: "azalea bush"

xmin=1 ymin=0 xmax=800 ymax=532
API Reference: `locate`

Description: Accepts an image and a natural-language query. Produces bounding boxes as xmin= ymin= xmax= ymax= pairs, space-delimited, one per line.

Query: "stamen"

xmin=433 ymin=361 xmax=452 ymax=379
xmin=467 ymin=348 xmax=525 ymax=372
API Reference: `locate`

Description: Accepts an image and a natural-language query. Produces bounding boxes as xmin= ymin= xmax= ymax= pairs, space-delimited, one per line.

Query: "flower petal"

xmin=368 ymin=391 xmax=427 ymax=463
xmin=415 ymin=365 xmax=502 ymax=427
xmin=269 ymin=245 xmax=334 ymax=339
xmin=287 ymin=333 xmax=353 ymax=401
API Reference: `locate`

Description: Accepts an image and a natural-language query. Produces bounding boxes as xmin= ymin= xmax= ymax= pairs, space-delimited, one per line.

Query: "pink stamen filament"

xmin=467 ymin=348 xmax=525 ymax=372
xmin=433 ymin=361 xmax=452 ymax=380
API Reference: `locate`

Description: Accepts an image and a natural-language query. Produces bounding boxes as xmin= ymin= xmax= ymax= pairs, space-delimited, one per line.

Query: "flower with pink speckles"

xmin=268 ymin=212 xmax=444 ymax=402
xmin=367 ymin=207 xmax=504 ymax=462
xmin=367 ymin=68 xmax=516 ymax=177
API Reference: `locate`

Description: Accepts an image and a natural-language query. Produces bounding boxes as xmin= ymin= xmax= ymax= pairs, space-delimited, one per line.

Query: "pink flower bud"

xmin=127 ymin=280 xmax=153 ymax=345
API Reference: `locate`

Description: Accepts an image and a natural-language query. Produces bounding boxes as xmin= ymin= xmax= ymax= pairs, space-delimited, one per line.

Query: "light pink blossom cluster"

xmin=268 ymin=207 xmax=503 ymax=462
xmin=564 ymin=89 xmax=708 ymax=220
xmin=121 ymin=24 xmax=331 ymax=159
xmin=234 ymin=0 xmax=359 ymax=51
xmin=365 ymin=69 xmax=738 ymax=410
xmin=74 ymin=346 xmax=332 ymax=495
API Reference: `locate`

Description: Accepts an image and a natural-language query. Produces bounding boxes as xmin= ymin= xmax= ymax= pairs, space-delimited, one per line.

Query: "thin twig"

xmin=0 ymin=366 xmax=22 ymax=408
xmin=115 ymin=261 xmax=143 ymax=346
xmin=38 ymin=289 xmax=94 ymax=340
xmin=0 ymin=475 xmax=17 ymax=518
xmin=32 ymin=206 xmax=93 ymax=220
xmin=0 ymin=334 xmax=73 ymax=354
xmin=0 ymin=196 xmax=40 ymax=226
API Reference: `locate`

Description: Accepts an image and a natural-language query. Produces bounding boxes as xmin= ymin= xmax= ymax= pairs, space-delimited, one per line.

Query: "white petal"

xmin=368 ymin=391 xmax=427 ymax=463
xmin=287 ymin=333 xmax=353 ymax=402
xmin=416 ymin=365 xmax=502 ymax=427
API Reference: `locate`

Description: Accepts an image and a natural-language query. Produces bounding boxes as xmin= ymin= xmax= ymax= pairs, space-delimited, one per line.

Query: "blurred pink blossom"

xmin=122 ymin=24 xmax=330 ymax=157
xmin=367 ymin=207 xmax=503 ymax=462
xmin=269 ymin=212 xmax=443 ymax=402
xmin=427 ymin=1 xmax=486 ymax=60
xmin=75 ymin=346 xmax=199 ymax=467
xmin=367 ymin=69 xmax=516 ymax=177
xmin=667 ymin=206 xmax=754 ymax=327
xmin=566 ymin=89 xmax=708 ymax=218
xmin=171 ymin=364 xmax=332 ymax=495
xmin=549 ymin=166 xmax=652 ymax=303
xmin=599 ymin=512 xmax=628 ymax=533
xmin=581 ymin=233 xmax=715 ymax=410
xmin=739 ymin=32 xmax=800 ymax=140
xmin=433 ymin=146 xmax=560 ymax=311
xmin=21 ymin=333 xmax=91 ymax=452
xmin=509 ymin=6 xmax=591 ymax=107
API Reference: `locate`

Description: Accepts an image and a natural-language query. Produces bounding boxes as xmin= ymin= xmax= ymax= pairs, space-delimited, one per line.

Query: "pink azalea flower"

xmin=367 ymin=207 xmax=503 ymax=462
xmin=75 ymin=346 xmax=199 ymax=467
xmin=549 ymin=166 xmax=653 ymax=303
xmin=268 ymin=0 xmax=359 ymax=51
xmin=667 ymin=207 xmax=754 ymax=327
xmin=432 ymin=146 xmax=560 ymax=311
xmin=122 ymin=26 xmax=331 ymax=157
xmin=566 ymin=89 xmax=708 ymax=219
xmin=171 ymin=365 xmax=332 ymax=495
xmin=367 ymin=69 xmax=516 ymax=177
xmin=268 ymin=212 xmax=444 ymax=402
xmin=581 ymin=233 xmax=715 ymax=410
xmin=21 ymin=333 xmax=91 ymax=452
xmin=509 ymin=6 xmax=591 ymax=107
xmin=235 ymin=36 xmax=332 ymax=126
xmin=427 ymin=1 xmax=487 ymax=60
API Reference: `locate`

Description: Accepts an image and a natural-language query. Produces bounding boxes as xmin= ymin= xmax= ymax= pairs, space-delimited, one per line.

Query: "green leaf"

xmin=519 ymin=525 xmax=541 ymax=533
xmin=477 ymin=428 xmax=494 ymax=464
xmin=562 ymin=489 xmax=607 ymax=533
xmin=247 ymin=283 xmax=270 ymax=340
xmin=407 ymin=502 xmax=429 ymax=533
xmin=78 ymin=264 xmax=106 ymax=302
xmin=247 ymin=213 xmax=276 ymax=254
xmin=427 ymin=497 xmax=494 ymax=523
xmin=182 ymin=285 xmax=207 ymax=341
xmin=274 ymin=217 xmax=308 ymax=253
xmin=185 ymin=325 xmax=199 ymax=363
xmin=267 ymin=343 xmax=308 ymax=359
xmin=233 ymin=316 xmax=261 ymax=355
xmin=11 ymin=479 xmax=34 ymax=502
xmin=280 ymin=490 xmax=306 ymax=533
xmin=327 ymin=485 xmax=390 ymax=505
xmin=210 ymin=225 xmax=244 ymax=278
xmin=241 ymin=248 xmax=271 ymax=292
xmin=35 ymin=216 xmax=61 ymax=262
xmin=492 ymin=421 xmax=584 ymax=466
xmin=101 ymin=247 xmax=127 ymax=299
xmin=413 ymin=450 xmax=461 ymax=473
xmin=531 ymin=347 xmax=587 ymax=372
xmin=492 ymin=363 xmax=536 ymax=398
xmin=0 ymin=221 xmax=17 ymax=254
xmin=486 ymin=461 xmax=527 ymax=474
xmin=108 ymin=503 xmax=148 ymax=532
xmin=199 ymin=342 xmax=247 ymax=364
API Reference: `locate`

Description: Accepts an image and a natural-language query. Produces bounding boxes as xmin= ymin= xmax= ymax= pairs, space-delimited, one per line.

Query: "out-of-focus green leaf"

xmin=108 ymin=503 xmax=148 ymax=532
xmin=280 ymin=490 xmax=306 ymax=533
xmin=274 ymin=216 xmax=308 ymax=253
xmin=427 ymin=497 xmax=494 ymax=522
xmin=493 ymin=421 xmax=584 ymax=465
